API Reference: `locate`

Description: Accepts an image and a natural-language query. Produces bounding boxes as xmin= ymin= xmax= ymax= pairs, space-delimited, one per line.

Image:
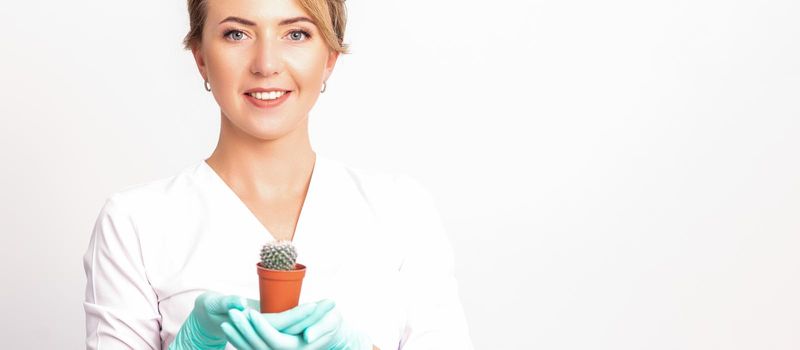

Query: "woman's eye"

xmin=288 ymin=30 xmax=311 ymax=41
xmin=223 ymin=29 xmax=309 ymax=42
xmin=224 ymin=29 xmax=247 ymax=41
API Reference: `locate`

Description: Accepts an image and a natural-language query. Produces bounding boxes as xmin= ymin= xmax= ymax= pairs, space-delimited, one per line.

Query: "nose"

xmin=250 ymin=35 xmax=283 ymax=77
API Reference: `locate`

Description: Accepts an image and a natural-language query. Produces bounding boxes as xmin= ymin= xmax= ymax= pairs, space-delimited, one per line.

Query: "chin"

xmin=248 ymin=118 xmax=306 ymax=141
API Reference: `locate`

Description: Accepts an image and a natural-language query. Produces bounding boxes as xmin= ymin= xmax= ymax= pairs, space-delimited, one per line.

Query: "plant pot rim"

xmin=256 ymin=263 xmax=307 ymax=281
xmin=256 ymin=262 xmax=306 ymax=272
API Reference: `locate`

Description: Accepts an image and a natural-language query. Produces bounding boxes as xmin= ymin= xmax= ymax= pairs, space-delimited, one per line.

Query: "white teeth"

xmin=249 ymin=91 xmax=286 ymax=100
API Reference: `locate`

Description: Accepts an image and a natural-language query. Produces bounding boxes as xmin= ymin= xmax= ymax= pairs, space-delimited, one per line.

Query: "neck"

xmin=205 ymin=113 xmax=316 ymax=200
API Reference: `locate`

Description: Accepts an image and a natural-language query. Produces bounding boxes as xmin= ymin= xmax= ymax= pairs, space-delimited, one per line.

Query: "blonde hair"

xmin=182 ymin=0 xmax=350 ymax=54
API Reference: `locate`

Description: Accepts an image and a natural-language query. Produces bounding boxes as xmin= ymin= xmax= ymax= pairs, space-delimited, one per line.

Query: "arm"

xmin=83 ymin=195 xmax=162 ymax=349
xmin=395 ymin=175 xmax=475 ymax=350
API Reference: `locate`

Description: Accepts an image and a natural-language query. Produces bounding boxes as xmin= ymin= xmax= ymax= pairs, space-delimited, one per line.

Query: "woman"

xmin=82 ymin=0 xmax=474 ymax=349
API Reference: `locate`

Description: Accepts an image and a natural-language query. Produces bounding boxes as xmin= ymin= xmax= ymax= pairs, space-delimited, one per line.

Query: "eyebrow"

xmin=218 ymin=16 xmax=315 ymax=27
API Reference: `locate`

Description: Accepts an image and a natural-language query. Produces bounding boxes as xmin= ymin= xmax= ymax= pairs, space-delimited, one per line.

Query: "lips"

xmin=246 ymin=90 xmax=287 ymax=100
xmin=245 ymin=87 xmax=291 ymax=93
xmin=244 ymin=90 xmax=291 ymax=109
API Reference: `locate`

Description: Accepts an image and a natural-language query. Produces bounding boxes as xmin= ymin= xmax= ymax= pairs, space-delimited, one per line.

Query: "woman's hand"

xmin=219 ymin=298 xmax=327 ymax=350
xmin=222 ymin=299 xmax=374 ymax=350
xmin=169 ymin=291 xmax=249 ymax=349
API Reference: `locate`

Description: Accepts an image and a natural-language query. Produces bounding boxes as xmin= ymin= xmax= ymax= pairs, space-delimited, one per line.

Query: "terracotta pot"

xmin=256 ymin=263 xmax=307 ymax=313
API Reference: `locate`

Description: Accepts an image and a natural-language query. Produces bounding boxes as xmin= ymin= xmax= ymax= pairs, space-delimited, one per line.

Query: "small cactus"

xmin=259 ymin=240 xmax=298 ymax=271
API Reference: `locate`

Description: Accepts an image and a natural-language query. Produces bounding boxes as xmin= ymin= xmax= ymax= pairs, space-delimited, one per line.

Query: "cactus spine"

xmin=259 ymin=240 xmax=298 ymax=271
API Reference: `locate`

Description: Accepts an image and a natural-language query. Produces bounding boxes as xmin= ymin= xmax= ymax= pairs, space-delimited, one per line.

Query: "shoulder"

xmin=321 ymin=154 xmax=438 ymax=222
xmin=323 ymin=154 xmax=431 ymax=203
xmin=98 ymin=161 xmax=204 ymax=217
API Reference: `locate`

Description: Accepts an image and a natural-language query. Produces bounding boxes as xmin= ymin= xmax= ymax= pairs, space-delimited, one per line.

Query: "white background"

xmin=1 ymin=0 xmax=799 ymax=348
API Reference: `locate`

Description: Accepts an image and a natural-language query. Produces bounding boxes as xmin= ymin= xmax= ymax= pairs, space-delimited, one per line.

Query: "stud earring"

xmin=204 ymin=80 xmax=211 ymax=92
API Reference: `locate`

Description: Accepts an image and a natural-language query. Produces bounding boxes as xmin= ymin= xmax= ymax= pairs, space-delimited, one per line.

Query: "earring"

xmin=204 ymin=80 xmax=211 ymax=92
xmin=320 ymin=81 xmax=327 ymax=93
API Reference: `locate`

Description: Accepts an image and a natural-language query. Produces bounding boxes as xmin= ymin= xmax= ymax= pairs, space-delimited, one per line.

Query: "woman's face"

xmin=193 ymin=0 xmax=339 ymax=141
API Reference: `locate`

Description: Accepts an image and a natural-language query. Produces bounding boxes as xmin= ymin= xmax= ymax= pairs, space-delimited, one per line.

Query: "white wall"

xmin=1 ymin=0 xmax=799 ymax=348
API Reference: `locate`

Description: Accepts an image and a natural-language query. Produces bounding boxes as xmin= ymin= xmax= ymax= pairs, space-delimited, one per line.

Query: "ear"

xmin=322 ymin=49 xmax=340 ymax=83
xmin=191 ymin=44 xmax=208 ymax=81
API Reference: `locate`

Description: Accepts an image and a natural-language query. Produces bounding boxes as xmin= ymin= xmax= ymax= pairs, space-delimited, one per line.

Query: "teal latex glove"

xmin=220 ymin=298 xmax=321 ymax=349
xmin=222 ymin=299 xmax=374 ymax=350
xmin=168 ymin=292 xmax=318 ymax=350
xmin=169 ymin=291 xmax=248 ymax=350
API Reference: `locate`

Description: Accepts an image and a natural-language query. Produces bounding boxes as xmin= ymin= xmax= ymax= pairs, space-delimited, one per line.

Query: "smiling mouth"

xmin=244 ymin=90 xmax=291 ymax=109
xmin=245 ymin=91 xmax=289 ymax=101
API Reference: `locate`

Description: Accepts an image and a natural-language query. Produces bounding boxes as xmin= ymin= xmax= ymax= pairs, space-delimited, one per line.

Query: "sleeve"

xmin=395 ymin=175 xmax=475 ymax=350
xmin=83 ymin=195 xmax=162 ymax=349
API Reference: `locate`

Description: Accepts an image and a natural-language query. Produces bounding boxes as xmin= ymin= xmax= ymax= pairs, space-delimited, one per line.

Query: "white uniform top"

xmin=83 ymin=153 xmax=474 ymax=350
